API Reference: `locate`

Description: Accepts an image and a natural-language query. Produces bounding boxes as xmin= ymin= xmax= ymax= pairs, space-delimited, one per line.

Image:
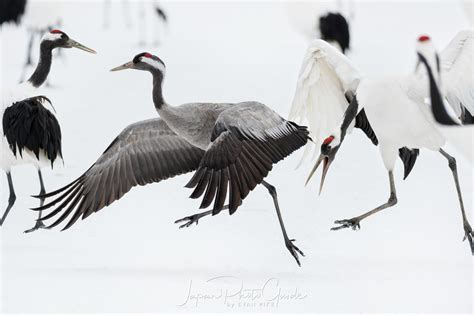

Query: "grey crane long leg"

xmin=24 ymin=170 xmax=47 ymax=233
xmin=0 ymin=172 xmax=16 ymax=226
xmin=174 ymin=198 xmax=244 ymax=228
xmin=174 ymin=209 xmax=213 ymax=228
xmin=261 ymin=180 xmax=304 ymax=266
xmin=332 ymin=171 xmax=398 ymax=231
xmin=439 ymin=148 xmax=474 ymax=254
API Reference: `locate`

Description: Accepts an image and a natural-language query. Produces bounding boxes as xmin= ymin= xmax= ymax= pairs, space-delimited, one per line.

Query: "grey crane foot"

xmin=285 ymin=238 xmax=305 ymax=267
xmin=462 ymin=223 xmax=474 ymax=255
xmin=174 ymin=214 xmax=201 ymax=229
xmin=331 ymin=218 xmax=361 ymax=231
xmin=24 ymin=220 xmax=47 ymax=233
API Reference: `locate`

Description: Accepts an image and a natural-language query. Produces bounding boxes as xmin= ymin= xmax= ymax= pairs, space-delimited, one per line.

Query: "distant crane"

xmin=103 ymin=0 xmax=168 ymax=46
xmin=0 ymin=0 xmax=27 ymax=26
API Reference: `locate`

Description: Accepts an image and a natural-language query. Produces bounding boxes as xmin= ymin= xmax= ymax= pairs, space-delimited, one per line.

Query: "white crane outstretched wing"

xmin=289 ymin=39 xmax=361 ymax=163
xmin=441 ymin=30 xmax=474 ymax=117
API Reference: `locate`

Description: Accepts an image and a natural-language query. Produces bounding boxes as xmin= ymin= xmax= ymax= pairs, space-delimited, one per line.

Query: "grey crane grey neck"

xmin=152 ymin=69 xmax=165 ymax=109
xmin=27 ymin=41 xmax=54 ymax=88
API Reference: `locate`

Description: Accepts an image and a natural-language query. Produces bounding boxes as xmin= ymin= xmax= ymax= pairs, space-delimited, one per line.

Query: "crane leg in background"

xmin=0 ymin=172 xmax=17 ymax=227
xmin=18 ymin=30 xmax=36 ymax=83
xmin=261 ymin=180 xmax=305 ymax=266
xmin=138 ymin=2 xmax=146 ymax=46
xmin=439 ymin=148 xmax=474 ymax=254
xmin=331 ymin=170 xmax=398 ymax=231
xmin=24 ymin=170 xmax=47 ymax=233
xmin=103 ymin=0 xmax=111 ymax=29
xmin=122 ymin=0 xmax=132 ymax=29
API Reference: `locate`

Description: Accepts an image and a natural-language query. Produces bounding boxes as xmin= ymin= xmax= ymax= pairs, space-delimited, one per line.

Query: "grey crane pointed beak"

xmin=66 ymin=38 xmax=96 ymax=54
xmin=110 ymin=61 xmax=135 ymax=72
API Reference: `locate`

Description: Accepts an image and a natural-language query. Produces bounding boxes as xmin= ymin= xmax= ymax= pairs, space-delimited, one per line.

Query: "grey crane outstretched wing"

xmin=186 ymin=102 xmax=310 ymax=215
xmin=34 ymin=118 xmax=204 ymax=230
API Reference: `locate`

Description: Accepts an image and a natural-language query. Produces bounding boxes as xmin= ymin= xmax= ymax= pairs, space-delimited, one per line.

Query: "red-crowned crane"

xmin=306 ymin=32 xmax=474 ymax=254
xmin=1 ymin=29 xmax=96 ymax=232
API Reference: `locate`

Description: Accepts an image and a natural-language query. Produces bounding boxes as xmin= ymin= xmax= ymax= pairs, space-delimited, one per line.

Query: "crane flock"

xmin=1 ymin=18 xmax=473 ymax=265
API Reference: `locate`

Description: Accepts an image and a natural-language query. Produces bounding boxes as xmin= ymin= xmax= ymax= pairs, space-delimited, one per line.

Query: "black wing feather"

xmin=398 ymin=147 xmax=420 ymax=180
xmin=3 ymin=96 xmax=62 ymax=167
xmin=187 ymin=117 xmax=309 ymax=216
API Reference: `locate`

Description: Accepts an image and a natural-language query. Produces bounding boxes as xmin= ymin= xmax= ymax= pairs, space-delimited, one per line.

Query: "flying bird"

xmin=34 ymin=52 xmax=310 ymax=265
xmin=307 ymin=33 xmax=474 ymax=254
xmin=1 ymin=29 xmax=96 ymax=232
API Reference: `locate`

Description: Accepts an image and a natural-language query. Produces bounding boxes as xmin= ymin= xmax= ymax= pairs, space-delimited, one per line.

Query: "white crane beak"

xmin=66 ymin=38 xmax=96 ymax=54
xmin=110 ymin=61 xmax=135 ymax=72
xmin=305 ymin=150 xmax=337 ymax=195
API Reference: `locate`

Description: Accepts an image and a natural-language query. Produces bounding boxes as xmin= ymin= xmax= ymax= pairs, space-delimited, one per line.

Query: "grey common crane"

xmin=1 ymin=29 xmax=96 ymax=232
xmin=34 ymin=52 xmax=310 ymax=265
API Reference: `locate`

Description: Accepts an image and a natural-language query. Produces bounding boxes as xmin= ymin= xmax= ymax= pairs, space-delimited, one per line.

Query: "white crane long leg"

xmin=0 ymin=172 xmax=16 ymax=226
xmin=24 ymin=170 xmax=47 ymax=233
xmin=261 ymin=180 xmax=304 ymax=266
xmin=439 ymin=148 xmax=474 ymax=254
xmin=332 ymin=171 xmax=398 ymax=231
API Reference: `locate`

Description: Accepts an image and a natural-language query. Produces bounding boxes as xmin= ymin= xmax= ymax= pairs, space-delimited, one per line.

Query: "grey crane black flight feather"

xmin=2 ymin=95 xmax=62 ymax=167
xmin=33 ymin=118 xmax=204 ymax=230
xmin=185 ymin=103 xmax=310 ymax=215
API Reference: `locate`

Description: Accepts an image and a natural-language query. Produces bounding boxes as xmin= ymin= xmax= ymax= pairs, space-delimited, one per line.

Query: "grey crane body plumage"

xmin=36 ymin=53 xmax=309 ymax=265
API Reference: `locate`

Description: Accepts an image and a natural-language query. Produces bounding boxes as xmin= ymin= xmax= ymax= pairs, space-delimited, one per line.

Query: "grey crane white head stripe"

xmin=141 ymin=55 xmax=166 ymax=74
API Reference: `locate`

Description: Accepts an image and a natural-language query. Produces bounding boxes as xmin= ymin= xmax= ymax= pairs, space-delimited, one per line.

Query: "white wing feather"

xmin=289 ymin=39 xmax=361 ymax=163
xmin=441 ymin=30 xmax=474 ymax=116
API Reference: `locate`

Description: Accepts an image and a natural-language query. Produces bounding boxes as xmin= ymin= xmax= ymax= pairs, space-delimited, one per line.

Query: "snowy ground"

xmin=1 ymin=0 xmax=473 ymax=313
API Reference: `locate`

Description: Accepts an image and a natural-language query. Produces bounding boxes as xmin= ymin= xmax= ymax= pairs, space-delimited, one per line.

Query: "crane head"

xmin=415 ymin=34 xmax=439 ymax=75
xmin=110 ymin=52 xmax=166 ymax=75
xmin=41 ymin=29 xmax=96 ymax=54
xmin=305 ymin=133 xmax=341 ymax=195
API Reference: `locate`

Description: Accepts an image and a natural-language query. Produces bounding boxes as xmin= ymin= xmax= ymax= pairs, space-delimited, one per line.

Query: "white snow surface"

xmin=1 ymin=1 xmax=473 ymax=313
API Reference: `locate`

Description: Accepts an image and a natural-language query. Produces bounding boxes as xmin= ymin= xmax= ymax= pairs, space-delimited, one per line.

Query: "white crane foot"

xmin=331 ymin=218 xmax=361 ymax=231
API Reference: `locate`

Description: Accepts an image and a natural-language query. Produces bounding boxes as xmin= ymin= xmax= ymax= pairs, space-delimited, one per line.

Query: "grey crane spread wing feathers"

xmin=185 ymin=103 xmax=310 ymax=215
xmin=34 ymin=118 xmax=204 ymax=230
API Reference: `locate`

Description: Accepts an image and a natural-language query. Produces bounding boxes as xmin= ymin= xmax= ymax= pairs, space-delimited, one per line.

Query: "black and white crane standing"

xmin=1 ymin=29 xmax=96 ymax=232
xmin=304 ymin=32 xmax=474 ymax=254
xmin=33 ymin=52 xmax=310 ymax=265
